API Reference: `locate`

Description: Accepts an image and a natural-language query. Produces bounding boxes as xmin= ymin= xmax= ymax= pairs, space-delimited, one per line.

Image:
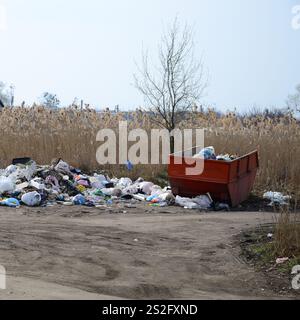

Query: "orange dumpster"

xmin=168 ymin=149 xmax=259 ymax=207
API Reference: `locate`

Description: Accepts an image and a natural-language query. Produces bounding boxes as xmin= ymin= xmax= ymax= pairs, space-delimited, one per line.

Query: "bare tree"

xmin=134 ymin=18 xmax=207 ymax=150
xmin=287 ymin=84 xmax=300 ymax=113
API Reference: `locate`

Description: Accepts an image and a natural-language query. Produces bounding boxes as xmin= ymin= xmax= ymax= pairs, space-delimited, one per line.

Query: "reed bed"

xmin=0 ymin=106 xmax=299 ymax=196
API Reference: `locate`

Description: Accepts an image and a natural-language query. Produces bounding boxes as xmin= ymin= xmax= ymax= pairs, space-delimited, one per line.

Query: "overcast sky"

xmin=0 ymin=0 xmax=299 ymax=111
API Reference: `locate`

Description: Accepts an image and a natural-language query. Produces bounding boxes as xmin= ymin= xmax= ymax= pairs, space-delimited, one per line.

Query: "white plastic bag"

xmin=21 ymin=191 xmax=41 ymax=206
xmin=263 ymin=191 xmax=291 ymax=206
xmin=90 ymin=174 xmax=110 ymax=189
xmin=4 ymin=165 xmax=17 ymax=176
xmin=150 ymin=185 xmax=163 ymax=195
xmin=101 ymin=188 xmax=115 ymax=196
xmin=6 ymin=161 xmax=37 ymax=182
xmin=123 ymin=185 xmax=139 ymax=195
xmin=54 ymin=160 xmax=73 ymax=176
xmin=117 ymin=177 xmax=132 ymax=189
xmin=158 ymin=192 xmax=176 ymax=205
xmin=175 ymin=195 xmax=212 ymax=210
xmin=0 ymin=177 xmax=15 ymax=194
xmin=30 ymin=177 xmax=46 ymax=190
xmin=138 ymin=181 xmax=154 ymax=195
xmin=193 ymin=195 xmax=212 ymax=209
xmin=175 ymin=196 xmax=198 ymax=209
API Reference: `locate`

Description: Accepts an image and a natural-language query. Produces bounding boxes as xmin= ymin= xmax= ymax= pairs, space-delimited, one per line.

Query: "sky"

xmin=0 ymin=0 xmax=299 ymax=112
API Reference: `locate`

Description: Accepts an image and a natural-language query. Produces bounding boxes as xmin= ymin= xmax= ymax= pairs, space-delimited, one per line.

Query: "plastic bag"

xmin=0 ymin=177 xmax=15 ymax=194
xmin=126 ymin=160 xmax=134 ymax=171
xmin=6 ymin=160 xmax=37 ymax=182
xmin=4 ymin=165 xmax=17 ymax=176
xmin=150 ymin=185 xmax=163 ymax=195
xmin=158 ymin=192 xmax=176 ymax=205
xmin=72 ymin=194 xmax=86 ymax=205
xmin=54 ymin=160 xmax=73 ymax=176
xmin=193 ymin=195 xmax=212 ymax=209
xmin=101 ymin=188 xmax=116 ymax=196
xmin=117 ymin=177 xmax=133 ymax=189
xmin=21 ymin=191 xmax=42 ymax=207
xmin=45 ymin=175 xmax=60 ymax=191
xmin=175 ymin=196 xmax=199 ymax=209
xmin=30 ymin=177 xmax=46 ymax=190
xmin=0 ymin=198 xmax=20 ymax=208
xmin=196 ymin=147 xmax=216 ymax=160
xmin=175 ymin=195 xmax=212 ymax=210
xmin=123 ymin=185 xmax=139 ymax=195
xmin=138 ymin=181 xmax=154 ymax=195
xmin=263 ymin=191 xmax=291 ymax=206
xmin=90 ymin=174 xmax=109 ymax=189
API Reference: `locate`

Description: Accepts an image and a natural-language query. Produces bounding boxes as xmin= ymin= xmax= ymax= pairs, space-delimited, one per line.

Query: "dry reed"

xmin=0 ymin=106 xmax=299 ymax=196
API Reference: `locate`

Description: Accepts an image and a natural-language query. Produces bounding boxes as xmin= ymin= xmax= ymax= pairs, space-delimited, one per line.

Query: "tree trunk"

xmin=170 ymin=134 xmax=175 ymax=154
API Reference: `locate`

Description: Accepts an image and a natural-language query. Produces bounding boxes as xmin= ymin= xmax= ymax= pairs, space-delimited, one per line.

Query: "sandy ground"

xmin=0 ymin=204 xmax=298 ymax=300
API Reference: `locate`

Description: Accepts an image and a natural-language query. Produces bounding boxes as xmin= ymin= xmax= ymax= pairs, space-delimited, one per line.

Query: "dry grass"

xmin=0 ymin=106 xmax=299 ymax=195
xmin=0 ymin=106 xmax=165 ymax=180
xmin=274 ymin=210 xmax=300 ymax=258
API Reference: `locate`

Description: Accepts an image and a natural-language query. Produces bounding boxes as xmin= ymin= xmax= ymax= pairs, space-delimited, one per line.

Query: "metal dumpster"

xmin=168 ymin=149 xmax=259 ymax=207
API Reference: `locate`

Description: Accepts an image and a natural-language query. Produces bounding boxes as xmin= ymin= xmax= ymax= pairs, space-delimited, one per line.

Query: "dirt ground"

xmin=0 ymin=203 xmax=298 ymax=300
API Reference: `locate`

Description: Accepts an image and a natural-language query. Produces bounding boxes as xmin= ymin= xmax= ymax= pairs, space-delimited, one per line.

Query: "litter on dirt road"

xmin=0 ymin=148 xmax=260 ymax=211
xmin=263 ymin=191 xmax=292 ymax=206
xmin=0 ymin=158 xmax=225 ymax=211
xmin=0 ymin=158 xmax=233 ymax=212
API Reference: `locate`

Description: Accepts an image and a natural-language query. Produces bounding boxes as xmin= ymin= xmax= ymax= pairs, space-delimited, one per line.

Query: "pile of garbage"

xmin=263 ymin=191 xmax=292 ymax=206
xmin=193 ymin=147 xmax=238 ymax=161
xmin=0 ymin=158 xmax=214 ymax=210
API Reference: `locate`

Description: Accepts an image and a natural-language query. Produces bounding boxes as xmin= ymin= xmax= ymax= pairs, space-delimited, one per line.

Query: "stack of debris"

xmin=193 ymin=147 xmax=239 ymax=161
xmin=0 ymin=158 xmax=214 ymax=210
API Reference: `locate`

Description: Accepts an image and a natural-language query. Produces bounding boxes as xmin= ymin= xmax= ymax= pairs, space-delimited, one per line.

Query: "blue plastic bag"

xmin=1 ymin=198 xmax=20 ymax=208
xmin=72 ymin=194 xmax=86 ymax=205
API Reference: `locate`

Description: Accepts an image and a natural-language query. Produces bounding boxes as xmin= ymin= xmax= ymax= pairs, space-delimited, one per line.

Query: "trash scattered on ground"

xmin=0 ymin=158 xmax=232 ymax=212
xmin=276 ymin=257 xmax=289 ymax=264
xmin=212 ymin=202 xmax=230 ymax=212
xmin=291 ymin=265 xmax=300 ymax=275
xmin=263 ymin=191 xmax=292 ymax=206
xmin=175 ymin=194 xmax=212 ymax=210
xmin=291 ymin=266 xmax=300 ymax=290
